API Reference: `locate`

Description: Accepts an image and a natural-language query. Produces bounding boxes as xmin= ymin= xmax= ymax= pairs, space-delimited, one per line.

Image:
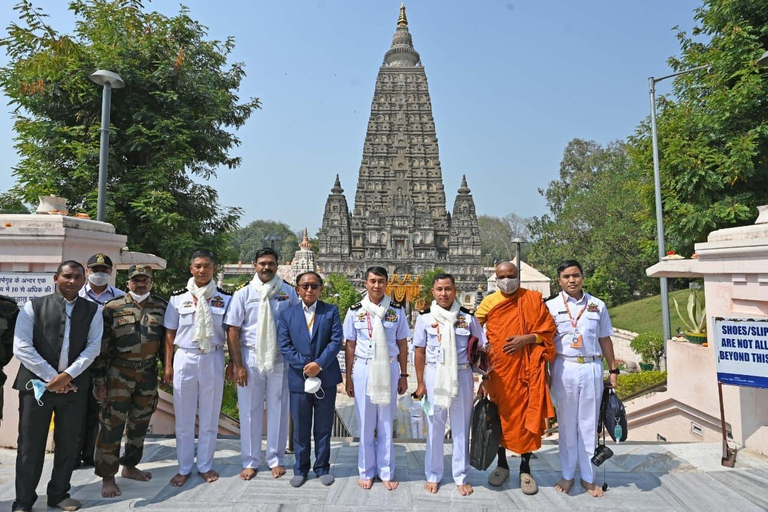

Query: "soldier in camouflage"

xmin=92 ymin=265 xmax=167 ymax=498
xmin=0 ymin=294 xmax=19 ymax=423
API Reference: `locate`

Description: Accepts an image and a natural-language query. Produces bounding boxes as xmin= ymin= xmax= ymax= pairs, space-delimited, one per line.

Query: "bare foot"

xmin=382 ymin=479 xmax=399 ymax=491
xmin=424 ymin=481 xmax=439 ymax=494
xmin=270 ymin=466 xmax=286 ymax=479
xmin=555 ymin=478 xmax=574 ymax=493
xmin=200 ymin=469 xmax=219 ymax=483
xmin=101 ymin=476 xmax=122 ymax=498
xmin=240 ymin=468 xmax=257 ymax=481
xmin=121 ymin=465 xmax=151 ymax=481
xmin=458 ymin=483 xmax=473 ymax=496
xmin=581 ymin=479 xmax=604 ymax=497
xmin=358 ymin=478 xmax=373 ymax=489
xmin=170 ymin=473 xmax=190 ymax=487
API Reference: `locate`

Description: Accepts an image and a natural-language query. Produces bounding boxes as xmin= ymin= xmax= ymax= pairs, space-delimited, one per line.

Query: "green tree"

xmin=477 ymin=214 xmax=531 ymax=266
xmin=0 ymin=0 xmax=259 ymax=294
xmin=628 ymin=0 xmax=768 ymax=257
xmin=0 ymin=191 xmax=29 ymax=213
xmin=231 ymin=220 xmax=299 ymax=263
xmin=417 ymin=267 xmax=445 ymax=306
xmin=321 ymin=273 xmax=361 ymax=317
xmin=528 ymin=139 xmax=654 ymax=304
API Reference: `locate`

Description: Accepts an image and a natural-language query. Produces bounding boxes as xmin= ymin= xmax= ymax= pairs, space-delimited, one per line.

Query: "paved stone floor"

xmin=1 ymin=438 xmax=767 ymax=511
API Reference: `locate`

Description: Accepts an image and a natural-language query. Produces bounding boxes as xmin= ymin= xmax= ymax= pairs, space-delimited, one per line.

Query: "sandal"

xmin=487 ymin=466 xmax=510 ymax=487
xmin=520 ymin=472 xmax=538 ymax=495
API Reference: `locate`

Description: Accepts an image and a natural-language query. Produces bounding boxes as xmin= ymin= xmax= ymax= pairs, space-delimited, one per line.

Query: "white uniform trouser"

xmin=173 ymin=348 xmax=225 ymax=475
xmin=237 ymin=347 xmax=290 ymax=469
xmin=411 ymin=415 xmax=424 ymax=438
xmin=552 ymin=357 xmax=603 ymax=483
xmin=424 ymin=365 xmax=474 ymax=485
xmin=353 ymin=357 xmax=398 ymax=480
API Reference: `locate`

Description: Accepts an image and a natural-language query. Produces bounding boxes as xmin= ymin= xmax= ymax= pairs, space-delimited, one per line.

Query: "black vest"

xmin=14 ymin=293 xmax=98 ymax=390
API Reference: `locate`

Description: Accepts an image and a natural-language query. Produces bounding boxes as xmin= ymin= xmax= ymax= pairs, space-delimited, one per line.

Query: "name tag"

xmin=436 ymin=346 xmax=445 ymax=364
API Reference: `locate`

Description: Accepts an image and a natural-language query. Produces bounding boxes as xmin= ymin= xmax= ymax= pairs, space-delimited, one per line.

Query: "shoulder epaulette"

xmin=216 ymin=286 xmax=233 ymax=296
xmin=390 ymin=300 xmax=403 ymax=309
xmin=233 ymin=282 xmax=248 ymax=292
xmin=418 ymin=308 xmax=430 ymax=315
xmin=171 ymin=288 xmax=187 ymax=296
xmin=459 ymin=306 xmax=472 ymax=314
xmin=350 ymin=302 xmax=362 ymax=310
xmin=544 ymin=292 xmax=559 ymax=303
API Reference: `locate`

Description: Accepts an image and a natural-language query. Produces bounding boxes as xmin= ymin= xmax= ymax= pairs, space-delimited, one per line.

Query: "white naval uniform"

xmin=224 ymin=280 xmax=299 ymax=470
xmin=546 ymin=291 xmax=614 ymax=484
xmin=412 ymin=308 xmax=486 ymax=485
xmin=164 ymin=288 xmax=231 ymax=475
xmin=410 ymin=399 xmax=424 ymax=438
xmin=342 ymin=301 xmax=410 ymax=481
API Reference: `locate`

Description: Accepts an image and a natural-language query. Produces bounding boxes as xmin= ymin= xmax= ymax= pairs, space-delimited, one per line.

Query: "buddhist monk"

xmin=476 ymin=261 xmax=556 ymax=495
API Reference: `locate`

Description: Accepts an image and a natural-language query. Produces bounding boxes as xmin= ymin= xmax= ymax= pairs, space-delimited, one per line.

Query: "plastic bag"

xmin=470 ymin=397 xmax=501 ymax=471
xmin=602 ymin=387 xmax=628 ymax=442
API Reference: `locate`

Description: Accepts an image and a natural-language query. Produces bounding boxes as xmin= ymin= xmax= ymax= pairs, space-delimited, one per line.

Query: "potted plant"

xmin=630 ymin=331 xmax=664 ymax=370
xmin=673 ymin=286 xmax=707 ymax=344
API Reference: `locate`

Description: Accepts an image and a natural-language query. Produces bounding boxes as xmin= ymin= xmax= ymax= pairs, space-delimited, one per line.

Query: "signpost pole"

xmin=718 ymin=381 xmax=737 ymax=467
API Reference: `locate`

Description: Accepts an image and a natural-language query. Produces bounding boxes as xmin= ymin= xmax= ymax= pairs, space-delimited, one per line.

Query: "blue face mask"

xmin=421 ymin=396 xmax=434 ymax=417
xmin=26 ymin=379 xmax=47 ymax=406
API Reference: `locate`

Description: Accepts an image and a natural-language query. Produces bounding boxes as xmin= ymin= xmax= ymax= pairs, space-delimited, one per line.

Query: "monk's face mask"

xmin=497 ymin=277 xmax=520 ymax=294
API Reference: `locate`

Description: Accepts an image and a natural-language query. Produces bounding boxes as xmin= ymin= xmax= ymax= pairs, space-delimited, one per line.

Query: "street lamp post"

xmin=510 ymin=236 xmax=527 ymax=282
xmin=89 ymin=70 xmax=125 ymax=222
xmin=648 ymin=64 xmax=710 ymax=348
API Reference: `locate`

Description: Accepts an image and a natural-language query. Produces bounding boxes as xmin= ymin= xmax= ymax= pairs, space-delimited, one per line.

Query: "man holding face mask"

xmin=92 ymin=265 xmax=167 ymax=499
xmin=77 ymin=253 xmax=125 ymax=469
xmin=278 ymin=271 xmax=343 ymax=488
xmin=475 ymin=261 xmax=556 ymax=495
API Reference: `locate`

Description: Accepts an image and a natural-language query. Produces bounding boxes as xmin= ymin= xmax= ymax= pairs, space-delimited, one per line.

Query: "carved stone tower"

xmin=317 ymin=4 xmax=484 ymax=301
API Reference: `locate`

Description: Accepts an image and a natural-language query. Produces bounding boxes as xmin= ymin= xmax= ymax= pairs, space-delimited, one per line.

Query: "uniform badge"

xmin=277 ymin=292 xmax=289 ymax=302
xmin=356 ymin=311 xmax=367 ymax=320
xmin=384 ymin=309 xmax=398 ymax=323
xmin=211 ymin=295 xmax=225 ymax=308
xmin=182 ymin=301 xmax=193 ymax=308
xmin=455 ymin=314 xmax=469 ymax=329
xmin=587 ymin=302 xmax=599 ymax=313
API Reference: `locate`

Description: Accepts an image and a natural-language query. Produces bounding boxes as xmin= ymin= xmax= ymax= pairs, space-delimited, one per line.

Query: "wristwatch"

xmin=400 ymin=373 xmax=409 ymax=378
xmin=609 ymin=368 xmax=620 ymax=375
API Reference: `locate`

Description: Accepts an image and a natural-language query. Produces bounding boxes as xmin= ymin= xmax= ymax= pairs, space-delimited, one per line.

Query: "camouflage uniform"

xmin=0 ymin=294 xmax=19 ymax=420
xmin=93 ymin=267 xmax=167 ymax=478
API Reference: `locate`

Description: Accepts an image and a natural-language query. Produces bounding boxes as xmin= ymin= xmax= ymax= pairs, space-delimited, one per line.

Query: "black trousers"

xmin=76 ymin=389 xmax=100 ymax=464
xmin=13 ymin=386 xmax=88 ymax=510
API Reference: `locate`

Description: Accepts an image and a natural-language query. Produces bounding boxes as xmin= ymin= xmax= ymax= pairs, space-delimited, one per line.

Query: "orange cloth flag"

xmin=476 ymin=288 xmax=556 ymax=454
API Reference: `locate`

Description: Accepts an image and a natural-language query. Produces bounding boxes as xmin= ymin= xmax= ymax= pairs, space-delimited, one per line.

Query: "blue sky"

xmin=0 ymin=0 xmax=702 ymax=234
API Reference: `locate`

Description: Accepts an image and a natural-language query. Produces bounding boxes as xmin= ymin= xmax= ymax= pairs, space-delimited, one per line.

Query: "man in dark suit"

xmin=278 ymin=271 xmax=343 ymax=488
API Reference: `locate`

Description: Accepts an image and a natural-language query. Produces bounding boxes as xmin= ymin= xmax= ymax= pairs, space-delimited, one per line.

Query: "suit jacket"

xmin=278 ymin=300 xmax=343 ymax=393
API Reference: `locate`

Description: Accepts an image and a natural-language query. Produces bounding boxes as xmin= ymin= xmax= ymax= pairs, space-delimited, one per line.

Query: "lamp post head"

xmin=510 ymin=237 xmax=527 ymax=244
xmin=758 ymin=50 xmax=768 ymax=67
xmin=90 ymin=70 xmax=125 ymax=89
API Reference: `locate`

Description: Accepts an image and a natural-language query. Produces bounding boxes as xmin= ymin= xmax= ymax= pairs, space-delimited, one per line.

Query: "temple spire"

xmin=331 ymin=174 xmax=344 ymax=194
xmin=458 ymin=175 xmax=470 ymax=195
xmin=398 ymin=3 xmax=407 ymax=27
xmin=300 ymin=228 xmax=311 ymax=250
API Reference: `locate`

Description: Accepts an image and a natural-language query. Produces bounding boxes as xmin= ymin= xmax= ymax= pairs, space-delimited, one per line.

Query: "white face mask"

xmin=88 ymin=272 xmax=110 ymax=287
xmin=129 ymin=291 xmax=151 ymax=303
xmin=497 ymin=277 xmax=520 ymax=294
xmin=304 ymin=375 xmax=325 ymax=399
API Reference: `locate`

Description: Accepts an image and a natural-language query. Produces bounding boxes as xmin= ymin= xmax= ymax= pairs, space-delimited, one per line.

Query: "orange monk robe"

xmin=476 ymin=288 xmax=556 ymax=454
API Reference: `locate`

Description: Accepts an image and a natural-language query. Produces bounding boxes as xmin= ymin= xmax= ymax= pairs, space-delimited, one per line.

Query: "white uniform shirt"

xmin=223 ymin=280 xmax=299 ymax=347
xmin=13 ymin=297 xmax=103 ymax=382
xmin=342 ymin=303 xmax=410 ymax=358
xmin=165 ymin=289 xmax=231 ymax=349
xmin=412 ymin=309 xmax=487 ymax=365
xmin=546 ymin=291 xmax=614 ymax=357
xmin=79 ymin=283 xmax=125 ymax=305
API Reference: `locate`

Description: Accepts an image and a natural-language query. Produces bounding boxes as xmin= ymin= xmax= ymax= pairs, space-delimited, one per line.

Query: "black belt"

xmin=110 ymin=357 xmax=158 ymax=371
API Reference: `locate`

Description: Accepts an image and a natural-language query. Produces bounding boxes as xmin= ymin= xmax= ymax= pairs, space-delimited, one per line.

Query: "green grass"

xmin=609 ymin=289 xmax=701 ymax=335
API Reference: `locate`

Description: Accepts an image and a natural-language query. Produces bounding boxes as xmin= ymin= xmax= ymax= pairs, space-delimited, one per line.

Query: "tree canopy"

xmin=320 ymin=273 xmax=361 ymax=318
xmin=0 ymin=0 xmax=259 ymax=293
xmin=231 ymin=220 xmax=300 ymax=264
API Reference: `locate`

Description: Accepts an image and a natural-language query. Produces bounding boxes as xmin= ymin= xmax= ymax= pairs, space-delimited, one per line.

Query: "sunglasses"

xmin=298 ymin=283 xmax=322 ymax=290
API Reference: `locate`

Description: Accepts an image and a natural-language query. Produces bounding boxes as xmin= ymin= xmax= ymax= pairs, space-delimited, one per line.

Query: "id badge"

xmin=570 ymin=332 xmax=583 ymax=349
xmin=436 ymin=346 xmax=445 ymax=364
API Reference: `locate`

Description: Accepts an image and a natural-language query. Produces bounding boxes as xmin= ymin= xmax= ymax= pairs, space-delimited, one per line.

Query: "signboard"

xmin=714 ymin=317 xmax=768 ymax=390
xmin=0 ymin=272 xmax=55 ymax=306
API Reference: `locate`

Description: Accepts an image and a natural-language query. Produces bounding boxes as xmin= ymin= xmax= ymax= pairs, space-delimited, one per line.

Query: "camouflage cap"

xmin=87 ymin=253 xmax=113 ymax=268
xmin=128 ymin=265 xmax=153 ymax=279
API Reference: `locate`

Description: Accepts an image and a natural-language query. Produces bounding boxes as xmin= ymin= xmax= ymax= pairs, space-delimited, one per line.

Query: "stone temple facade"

xmin=317 ymin=5 xmax=485 ymax=302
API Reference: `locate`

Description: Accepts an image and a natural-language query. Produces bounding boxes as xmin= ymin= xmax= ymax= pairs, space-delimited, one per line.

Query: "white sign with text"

xmin=714 ymin=317 xmax=768 ymax=390
xmin=0 ymin=272 xmax=55 ymax=305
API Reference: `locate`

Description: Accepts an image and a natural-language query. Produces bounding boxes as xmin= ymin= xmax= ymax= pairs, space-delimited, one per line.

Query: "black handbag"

xmin=470 ymin=397 xmax=502 ymax=471
xmin=602 ymin=387 xmax=628 ymax=442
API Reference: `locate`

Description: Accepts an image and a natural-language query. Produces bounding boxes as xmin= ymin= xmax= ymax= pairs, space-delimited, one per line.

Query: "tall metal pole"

xmin=648 ymin=77 xmax=672 ymax=350
xmin=96 ymin=83 xmax=113 ymax=222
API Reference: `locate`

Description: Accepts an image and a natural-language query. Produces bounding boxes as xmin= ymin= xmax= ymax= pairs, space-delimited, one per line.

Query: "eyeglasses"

xmin=298 ymin=284 xmax=321 ymax=290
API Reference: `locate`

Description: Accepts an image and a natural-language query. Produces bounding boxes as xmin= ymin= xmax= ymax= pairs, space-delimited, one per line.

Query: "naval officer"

xmin=163 ymin=250 xmax=232 ymax=487
xmin=343 ymin=266 xmax=409 ymax=491
xmin=413 ymin=273 xmax=486 ymax=496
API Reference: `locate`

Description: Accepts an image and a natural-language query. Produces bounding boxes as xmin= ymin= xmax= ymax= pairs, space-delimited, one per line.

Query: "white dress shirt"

xmin=303 ymin=300 xmax=317 ymax=336
xmin=13 ymin=297 xmax=104 ymax=383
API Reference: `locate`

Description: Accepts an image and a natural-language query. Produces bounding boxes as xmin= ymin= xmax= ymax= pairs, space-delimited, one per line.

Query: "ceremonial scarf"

xmin=252 ymin=274 xmax=282 ymax=374
xmin=361 ymin=294 xmax=392 ymax=405
xmin=430 ymin=300 xmax=460 ymax=409
xmin=186 ymin=277 xmax=216 ymax=353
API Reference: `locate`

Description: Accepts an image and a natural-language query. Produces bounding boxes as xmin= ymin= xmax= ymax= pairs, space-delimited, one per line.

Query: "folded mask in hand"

xmin=304 ymin=375 xmax=325 ymax=399
xmin=26 ymin=379 xmax=47 ymax=406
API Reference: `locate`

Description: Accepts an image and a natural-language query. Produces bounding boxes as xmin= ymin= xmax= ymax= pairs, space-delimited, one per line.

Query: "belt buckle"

xmin=576 ymin=356 xmax=585 ymax=364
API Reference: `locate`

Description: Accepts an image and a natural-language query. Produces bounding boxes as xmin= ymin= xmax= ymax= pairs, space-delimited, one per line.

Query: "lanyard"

xmin=366 ymin=313 xmax=373 ymax=339
xmin=307 ymin=312 xmax=315 ymax=332
xmin=434 ymin=322 xmax=442 ymax=343
xmin=562 ymin=292 xmax=588 ymax=331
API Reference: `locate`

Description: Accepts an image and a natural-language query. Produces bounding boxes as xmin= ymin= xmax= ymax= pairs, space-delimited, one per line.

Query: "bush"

xmin=616 ymin=371 xmax=667 ymax=400
xmin=221 ymin=381 xmax=239 ymax=420
xmin=630 ymin=331 xmax=665 ymax=369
